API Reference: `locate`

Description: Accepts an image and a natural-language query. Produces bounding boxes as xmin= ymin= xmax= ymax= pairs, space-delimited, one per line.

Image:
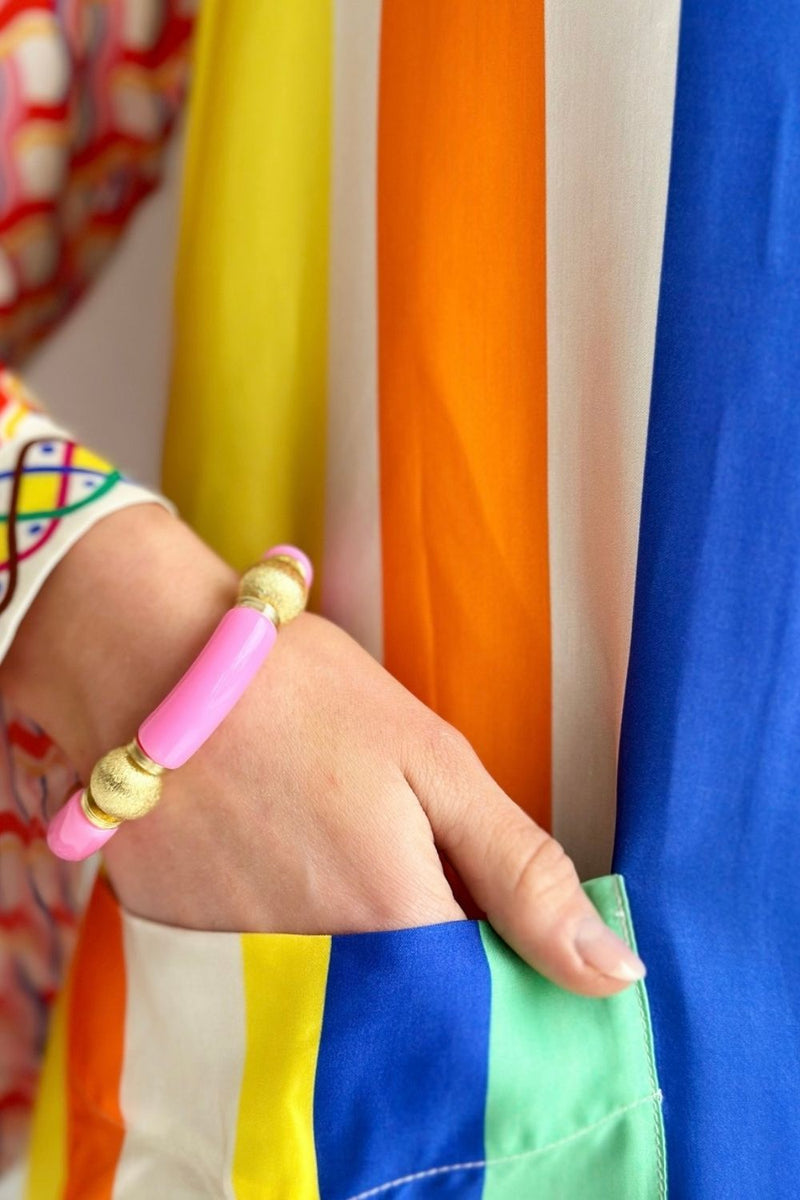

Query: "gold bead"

xmin=81 ymin=789 xmax=122 ymax=830
xmin=237 ymin=557 xmax=309 ymax=626
xmin=88 ymin=741 xmax=165 ymax=822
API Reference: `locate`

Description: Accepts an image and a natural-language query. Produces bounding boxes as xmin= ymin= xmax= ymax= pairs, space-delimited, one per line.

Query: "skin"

xmin=0 ymin=504 xmax=645 ymax=997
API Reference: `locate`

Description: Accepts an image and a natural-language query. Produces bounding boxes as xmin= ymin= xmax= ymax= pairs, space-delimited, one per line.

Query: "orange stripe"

xmin=64 ymin=878 xmax=126 ymax=1199
xmin=377 ymin=2 xmax=551 ymax=828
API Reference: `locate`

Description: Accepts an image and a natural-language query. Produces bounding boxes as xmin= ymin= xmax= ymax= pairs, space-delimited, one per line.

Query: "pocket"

xmin=27 ymin=874 xmax=666 ymax=1200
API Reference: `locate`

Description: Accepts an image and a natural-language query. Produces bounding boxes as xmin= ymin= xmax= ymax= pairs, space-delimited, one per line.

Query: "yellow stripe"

xmin=233 ymin=935 xmax=330 ymax=1198
xmin=163 ymin=0 xmax=332 ymax=574
xmin=25 ymin=987 xmax=68 ymax=1200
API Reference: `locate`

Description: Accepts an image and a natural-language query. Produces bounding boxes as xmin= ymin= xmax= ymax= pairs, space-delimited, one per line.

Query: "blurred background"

xmin=25 ymin=131 xmax=185 ymax=491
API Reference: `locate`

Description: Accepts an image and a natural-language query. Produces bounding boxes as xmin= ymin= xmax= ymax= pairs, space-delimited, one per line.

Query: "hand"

xmin=0 ymin=507 xmax=645 ymax=997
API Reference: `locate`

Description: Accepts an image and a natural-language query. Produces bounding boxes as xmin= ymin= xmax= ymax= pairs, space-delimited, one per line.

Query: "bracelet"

xmin=46 ymin=544 xmax=312 ymax=862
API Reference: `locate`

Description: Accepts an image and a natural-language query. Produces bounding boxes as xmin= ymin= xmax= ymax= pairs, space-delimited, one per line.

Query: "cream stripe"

xmin=545 ymin=0 xmax=681 ymax=877
xmin=321 ymin=0 xmax=383 ymax=661
xmin=113 ymin=915 xmax=246 ymax=1199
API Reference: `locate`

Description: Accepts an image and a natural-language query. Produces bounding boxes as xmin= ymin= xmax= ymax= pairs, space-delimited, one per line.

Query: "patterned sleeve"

xmin=0 ymin=366 xmax=173 ymax=658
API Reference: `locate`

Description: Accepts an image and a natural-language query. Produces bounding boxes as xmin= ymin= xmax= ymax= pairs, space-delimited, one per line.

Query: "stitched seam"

xmin=343 ymin=1091 xmax=662 ymax=1200
xmin=612 ymin=875 xmax=667 ymax=1200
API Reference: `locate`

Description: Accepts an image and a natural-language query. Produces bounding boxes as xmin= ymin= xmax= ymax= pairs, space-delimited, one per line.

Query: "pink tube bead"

xmin=265 ymin=543 xmax=313 ymax=588
xmin=46 ymin=789 xmax=118 ymax=861
xmin=138 ymin=606 xmax=277 ymax=770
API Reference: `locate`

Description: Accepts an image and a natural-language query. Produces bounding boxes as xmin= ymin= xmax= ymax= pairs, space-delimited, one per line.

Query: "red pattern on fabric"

xmin=0 ymin=695 xmax=82 ymax=1171
xmin=0 ymin=4 xmax=194 ymax=1168
xmin=0 ymin=0 xmax=194 ymax=363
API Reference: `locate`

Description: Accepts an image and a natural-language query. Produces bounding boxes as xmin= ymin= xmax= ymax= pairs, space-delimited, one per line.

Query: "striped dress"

xmin=1 ymin=1 xmax=798 ymax=1197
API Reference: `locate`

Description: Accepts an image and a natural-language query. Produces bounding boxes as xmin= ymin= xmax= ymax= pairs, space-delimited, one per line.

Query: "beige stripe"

xmin=321 ymin=0 xmax=383 ymax=661
xmin=545 ymin=0 xmax=681 ymax=877
xmin=113 ymin=915 xmax=246 ymax=1199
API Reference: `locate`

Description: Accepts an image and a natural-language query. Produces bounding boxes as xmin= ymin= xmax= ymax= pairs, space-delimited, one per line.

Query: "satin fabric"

xmin=615 ymin=2 xmax=800 ymax=1195
xmin=28 ymin=875 xmax=665 ymax=1198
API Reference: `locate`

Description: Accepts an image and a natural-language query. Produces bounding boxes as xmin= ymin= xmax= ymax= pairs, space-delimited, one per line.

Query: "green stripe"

xmin=480 ymin=874 xmax=666 ymax=1198
xmin=0 ymin=471 xmax=122 ymax=523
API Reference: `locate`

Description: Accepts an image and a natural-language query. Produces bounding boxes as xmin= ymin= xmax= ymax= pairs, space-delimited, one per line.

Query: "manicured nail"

xmin=573 ymin=916 xmax=646 ymax=983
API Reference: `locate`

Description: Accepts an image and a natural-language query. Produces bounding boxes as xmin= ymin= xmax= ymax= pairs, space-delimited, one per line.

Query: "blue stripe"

xmin=313 ymin=920 xmax=490 ymax=1200
xmin=0 ymin=466 xmax=110 ymax=480
xmin=614 ymin=3 xmax=800 ymax=1196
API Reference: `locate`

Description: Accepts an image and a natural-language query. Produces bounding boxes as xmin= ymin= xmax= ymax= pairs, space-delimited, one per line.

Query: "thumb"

xmin=409 ymin=726 xmax=646 ymax=998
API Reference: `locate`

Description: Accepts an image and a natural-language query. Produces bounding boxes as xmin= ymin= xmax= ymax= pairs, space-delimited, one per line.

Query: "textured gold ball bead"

xmin=88 ymin=744 xmax=164 ymax=821
xmin=238 ymin=557 xmax=309 ymax=625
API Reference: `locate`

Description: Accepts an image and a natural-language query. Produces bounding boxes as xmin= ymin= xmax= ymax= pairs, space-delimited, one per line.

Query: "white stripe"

xmin=321 ymin=0 xmax=384 ymax=661
xmin=545 ymin=1 xmax=681 ymax=877
xmin=113 ymin=913 xmax=246 ymax=1199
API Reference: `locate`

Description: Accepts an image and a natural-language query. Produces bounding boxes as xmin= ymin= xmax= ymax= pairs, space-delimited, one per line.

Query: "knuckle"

xmin=419 ymin=719 xmax=477 ymax=784
xmin=509 ymin=831 xmax=580 ymax=914
xmin=411 ymin=719 xmax=483 ymax=827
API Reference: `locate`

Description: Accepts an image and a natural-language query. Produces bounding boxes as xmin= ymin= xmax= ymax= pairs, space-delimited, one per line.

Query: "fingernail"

xmin=573 ymin=916 xmax=646 ymax=983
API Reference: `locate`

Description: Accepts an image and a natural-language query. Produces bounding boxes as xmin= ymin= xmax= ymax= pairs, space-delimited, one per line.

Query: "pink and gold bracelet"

xmin=46 ymin=544 xmax=312 ymax=862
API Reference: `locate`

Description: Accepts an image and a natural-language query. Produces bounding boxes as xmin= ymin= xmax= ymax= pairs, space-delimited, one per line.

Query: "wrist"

xmin=0 ymin=504 xmax=238 ymax=776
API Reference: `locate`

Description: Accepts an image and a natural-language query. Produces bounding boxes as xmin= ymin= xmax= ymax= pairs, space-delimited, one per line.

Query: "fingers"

xmin=407 ymin=724 xmax=646 ymax=997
